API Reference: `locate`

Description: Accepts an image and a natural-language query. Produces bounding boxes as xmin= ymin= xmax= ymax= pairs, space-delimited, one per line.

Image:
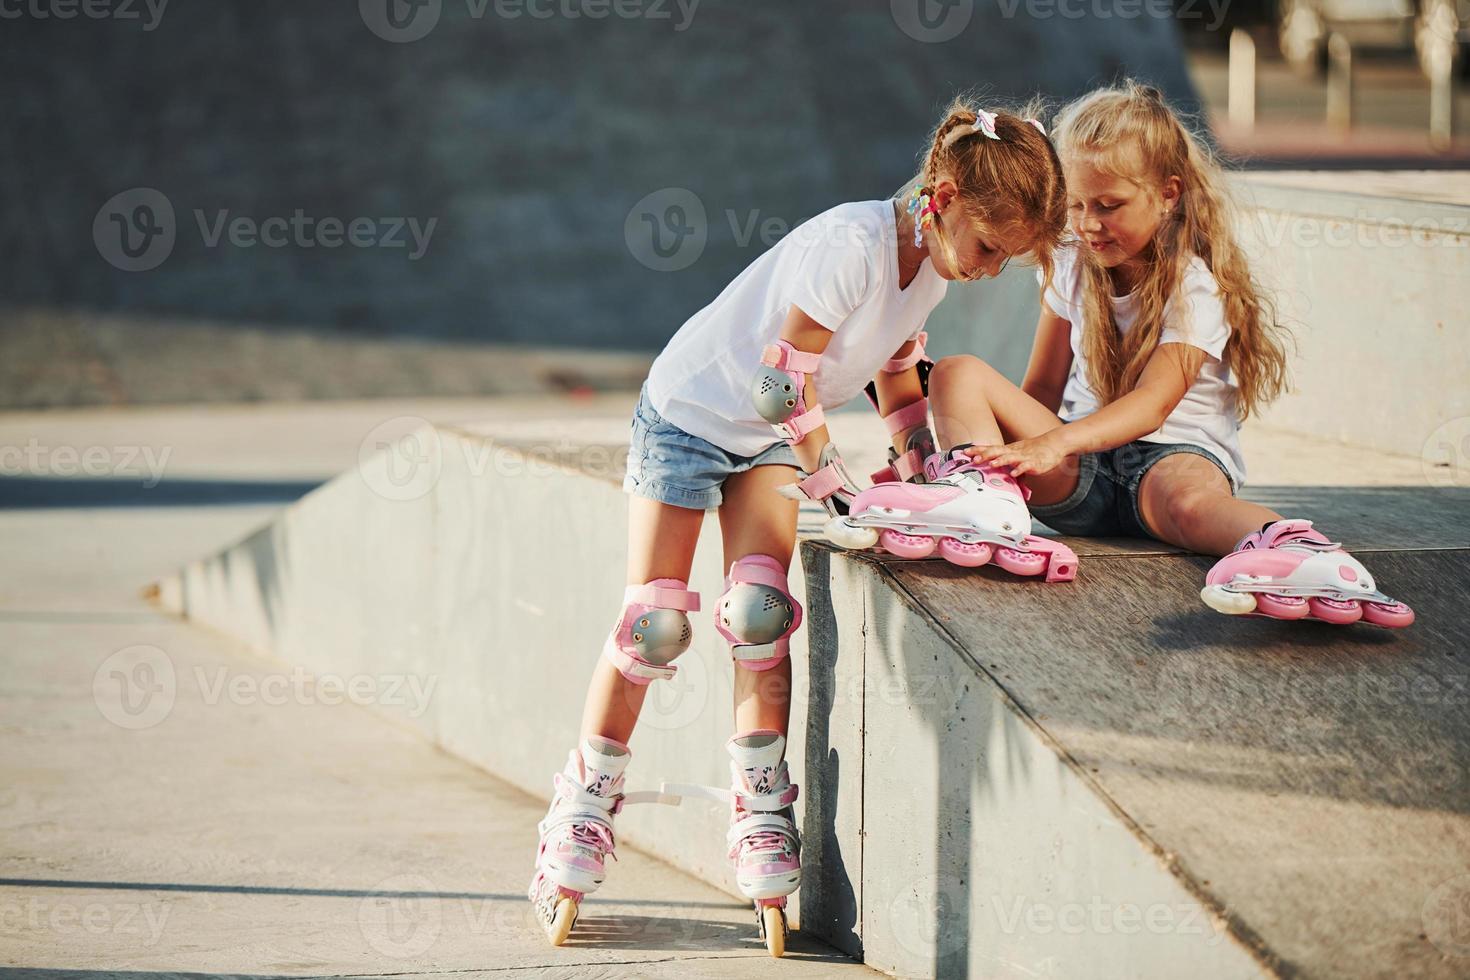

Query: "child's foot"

xmin=1200 ymin=519 xmax=1414 ymax=628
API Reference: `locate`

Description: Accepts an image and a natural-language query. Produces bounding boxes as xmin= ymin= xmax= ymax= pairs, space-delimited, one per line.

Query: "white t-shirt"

xmin=1039 ymin=244 xmax=1245 ymax=488
xmin=646 ymin=200 xmax=948 ymax=457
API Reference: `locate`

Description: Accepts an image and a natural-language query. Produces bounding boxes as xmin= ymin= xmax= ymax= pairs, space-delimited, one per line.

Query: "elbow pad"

xmin=752 ymin=340 xmax=826 ymax=445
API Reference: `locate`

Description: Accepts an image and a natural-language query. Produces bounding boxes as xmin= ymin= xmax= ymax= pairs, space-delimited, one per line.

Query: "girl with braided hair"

xmin=529 ymin=97 xmax=1068 ymax=954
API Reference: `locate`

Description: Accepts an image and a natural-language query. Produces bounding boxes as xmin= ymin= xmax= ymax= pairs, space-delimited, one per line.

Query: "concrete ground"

xmin=0 ymin=398 xmax=877 ymax=978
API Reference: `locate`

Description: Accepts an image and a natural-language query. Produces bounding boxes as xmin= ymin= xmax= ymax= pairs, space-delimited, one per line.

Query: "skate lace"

xmin=567 ymin=819 xmax=616 ymax=859
xmin=739 ymin=827 xmax=792 ymax=860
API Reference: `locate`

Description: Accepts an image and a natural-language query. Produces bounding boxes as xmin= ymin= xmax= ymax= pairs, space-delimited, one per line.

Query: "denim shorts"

xmin=622 ymin=383 xmax=800 ymax=511
xmin=1028 ymin=440 xmax=1234 ymax=539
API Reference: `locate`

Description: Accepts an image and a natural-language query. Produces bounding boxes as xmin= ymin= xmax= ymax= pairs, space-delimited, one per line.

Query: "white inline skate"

xmin=1201 ymin=519 xmax=1415 ymax=627
xmin=529 ymin=737 xmax=687 ymax=944
xmin=726 ymin=730 xmax=801 ymax=958
xmin=825 ymin=447 xmax=1078 ymax=581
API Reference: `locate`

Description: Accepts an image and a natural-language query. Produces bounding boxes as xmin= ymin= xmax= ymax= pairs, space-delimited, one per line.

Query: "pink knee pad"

xmin=714 ymin=555 xmax=803 ymax=672
xmin=601 ymin=578 xmax=701 ymax=685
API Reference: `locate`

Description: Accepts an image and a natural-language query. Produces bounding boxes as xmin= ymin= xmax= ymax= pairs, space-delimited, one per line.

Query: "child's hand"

xmin=965 ymin=434 xmax=1067 ymax=478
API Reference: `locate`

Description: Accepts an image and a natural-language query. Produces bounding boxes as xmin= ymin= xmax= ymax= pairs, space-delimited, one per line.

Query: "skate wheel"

xmin=878 ymin=529 xmax=936 ymax=559
xmin=1254 ymin=593 xmax=1310 ymax=620
xmin=1308 ymin=596 xmax=1363 ymax=625
xmin=993 ymin=546 xmax=1046 ymax=577
xmin=1362 ymin=599 xmax=1415 ymax=629
xmin=1200 ymin=584 xmax=1258 ymax=616
xmin=761 ymin=905 xmax=787 ymax=958
xmin=824 ymin=516 xmax=879 ymax=550
xmin=547 ymin=896 xmax=578 ymax=946
xmin=938 ymin=537 xmax=992 ymax=567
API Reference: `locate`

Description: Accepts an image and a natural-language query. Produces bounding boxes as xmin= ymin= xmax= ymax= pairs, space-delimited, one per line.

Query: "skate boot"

xmin=727 ymin=730 xmax=801 ymax=958
xmin=825 ymin=447 xmax=1077 ymax=581
xmin=528 ymin=736 xmax=633 ymax=945
xmin=1201 ymin=519 xmax=1414 ymax=627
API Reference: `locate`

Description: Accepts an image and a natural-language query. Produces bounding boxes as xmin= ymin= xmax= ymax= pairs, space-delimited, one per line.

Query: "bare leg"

xmin=928 ymin=354 xmax=1080 ymax=505
xmin=579 ymin=495 xmax=705 ymax=744
xmin=716 ymin=463 xmax=801 ymax=737
xmin=1136 ymin=454 xmax=1283 ymax=556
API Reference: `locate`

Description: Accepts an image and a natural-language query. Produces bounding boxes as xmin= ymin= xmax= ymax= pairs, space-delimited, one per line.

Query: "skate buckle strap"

xmin=881 ymin=332 xmax=928 ymax=373
xmin=963 ymin=462 xmax=1031 ymax=501
xmin=772 ymin=403 xmax=825 ymax=444
xmin=622 ymin=583 xmax=701 ymax=612
xmin=761 ymin=341 xmax=822 ymax=375
xmin=553 ymin=774 xmax=621 ymax=812
xmin=733 ymin=782 xmax=800 ymax=811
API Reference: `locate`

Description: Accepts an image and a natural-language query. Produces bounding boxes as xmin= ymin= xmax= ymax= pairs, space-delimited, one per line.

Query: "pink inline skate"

xmin=528 ymin=738 xmax=633 ymax=944
xmin=529 ymin=737 xmax=688 ymax=944
xmin=1201 ymin=519 xmax=1414 ymax=628
xmin=726 ymin=730 xmax=801 ymax=958
xmin=824 ymin=448 xmax=1077 ymax=581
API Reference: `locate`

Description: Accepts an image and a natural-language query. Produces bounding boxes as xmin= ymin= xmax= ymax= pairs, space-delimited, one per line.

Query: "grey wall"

xmin=2 ymin=0 xmax=1197 ymax=348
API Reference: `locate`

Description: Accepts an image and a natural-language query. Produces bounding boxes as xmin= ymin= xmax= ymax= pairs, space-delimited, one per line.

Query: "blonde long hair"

xmin=907 ymin=96 xmax=1068 ymax=286
xmin=1052 ymin=81 xmax=1290 ymax=420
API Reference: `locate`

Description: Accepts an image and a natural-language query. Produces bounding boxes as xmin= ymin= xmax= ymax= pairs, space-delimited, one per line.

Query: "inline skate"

xmin=528 ymin=737 xmax=639 ymax=945
xmin=825 ymin=448 xmax=1077 ymax=581
xmin=726 ymin=730 xmax=801 ymax=958
xmin=1201 ymin=519 xmax=1414 ymax=627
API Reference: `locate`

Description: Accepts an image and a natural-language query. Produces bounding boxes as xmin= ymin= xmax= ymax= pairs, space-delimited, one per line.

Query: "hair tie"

xmin=972 ymin=109 xmax=1000 ymax=140
xmin=905 ymin=185 xmax=941 ymax=248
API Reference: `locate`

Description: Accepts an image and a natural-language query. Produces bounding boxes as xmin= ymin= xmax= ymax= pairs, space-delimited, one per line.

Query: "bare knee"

xmin=930 ymin=354 xmax=995 ymax=394
xmin=1164 ymin=488 xmax=1217 ymax=535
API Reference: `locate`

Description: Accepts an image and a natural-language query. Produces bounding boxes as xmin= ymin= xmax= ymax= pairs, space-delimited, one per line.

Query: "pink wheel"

xmin=1254 ymin=593 xmax=1310 ymax=620
xmin=878 ymin=529 xmax=936 ymax=559
xmin=1361 ymin=600 xmax=1415 ymax=628
xmin=1307 ymin=596 xmax=1363 ymax=625
xmin=937 ymin=537 xmax=992 ymax=567
xmin=993 ymin=546 xmax=1047 ymax=577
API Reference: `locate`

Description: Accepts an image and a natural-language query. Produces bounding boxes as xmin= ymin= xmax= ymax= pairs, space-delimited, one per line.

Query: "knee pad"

xmin=602 ymin=578 xmax=700 ymax=685
xmin=714 ymin=555 xmax=803 ymax=672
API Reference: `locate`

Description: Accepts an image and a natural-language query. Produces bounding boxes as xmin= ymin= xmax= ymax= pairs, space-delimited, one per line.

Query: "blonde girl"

xmin=926 ymin=81 xmax=1414 ymax=629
